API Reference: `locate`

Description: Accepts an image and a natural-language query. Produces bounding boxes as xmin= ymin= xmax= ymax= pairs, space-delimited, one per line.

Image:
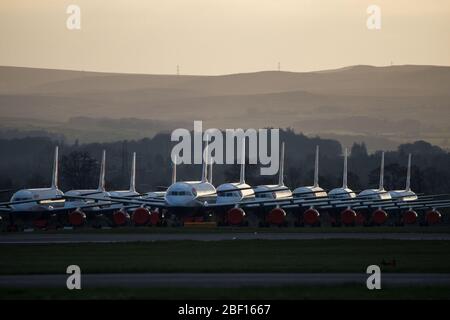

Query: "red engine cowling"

xmin=425 ymin=210 xmax=441 ymax=225
xmin=303 ymin=208 xmax=320 ymax=226
xmin=355 ymin=212 xmax=366 ymax=225
xmin=150 ymin=211 xmax=160 ymax=226
xmin=402 ymin=210 xmax=418 ymax=225
xmin=113 ymin=210 xmax=130 ymax=226
xmin=68 ymin=210 xmax=86 ymax=227
xmin=372 ymin=209 xmax=388 ymax=225
xmin=227 ymin=208 xmax=245 ymax=225
xmin=33 ymin=218 xmax=48 ymax=229
xmin=132 ymin=208 xmax=151 ymax=226
xmin=340 ymin=209 xmax=356 ymax=226
xmin=266 ymin=208 xmax=286 ymax=225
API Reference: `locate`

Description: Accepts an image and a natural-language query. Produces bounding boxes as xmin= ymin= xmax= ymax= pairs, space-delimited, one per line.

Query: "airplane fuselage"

xmin=165 ymin=181 xmax=216 ymax=207
xmin=10 ymin=188 xmax=65 ymax=212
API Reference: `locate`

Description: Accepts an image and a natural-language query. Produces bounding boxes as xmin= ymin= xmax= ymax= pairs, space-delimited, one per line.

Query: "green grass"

xmin=1 ymin=240 xmax=450 ymax=274
xmin=12 ymin=225 xmax=450 ymax=235
xmin=1 ymin=285 xmax=450 ymax=300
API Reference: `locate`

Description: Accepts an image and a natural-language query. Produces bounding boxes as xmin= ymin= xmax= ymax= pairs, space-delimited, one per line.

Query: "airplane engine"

xmin=402 ymin=210 xmax=418 ymax=225
xmin=68 ymin=210 xmax=86 ymax=227
xmin=113 ymin=210 xmax=130 ymax=226
xmin=150 ymin=211 xmax=160 ymax=226
xmin=266 ymin=208 xmax=286 ymax=226
xmin=132 ymin=207 xmax=151 ymax=226
xmin=372 ymin=209 xmax=388 ymax=225
xmin=33 ymin=218 xmax=48 ymax=229
xmin=226 ymin=207 xmax=245 ymax=225
xmin=340 ymin=209 xmax=356 ymax=226
xmin=303 ymin=208 xmax=320 ymax=226
xmin=425 ymin=210 xmax=441 ymax=225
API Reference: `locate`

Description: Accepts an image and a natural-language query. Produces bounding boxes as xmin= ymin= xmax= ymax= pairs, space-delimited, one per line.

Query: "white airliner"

xmin=164 ymin=148 xmax=216 ymax=207
xmin=253 ymin=142 xmax=292 ymax=201
xmin=358 ymin=151 xmax=392 ymax=200
xmin=64 ymin=150 xmax=110 ymax=206
xmin=328 ymin=148 xmax=357 ymax=199
xmin=8 ymin=146 xmax=65 ymax=212
xmin=215 ymin=138 xmax=255 ymax=205
xmin=63 ymin=143 xmax=450 ymax=228
xmin=292 ymin=146 xmax=328 ymax=199
xmin=388 ymin=154 xmax=418 ymax=201
xmin=109 ymin=152 xmax=140 ymax=198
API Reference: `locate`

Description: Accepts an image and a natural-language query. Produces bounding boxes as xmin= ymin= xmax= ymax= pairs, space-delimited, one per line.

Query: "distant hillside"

xmin=0 ymin=65 xmax=449 ymax=150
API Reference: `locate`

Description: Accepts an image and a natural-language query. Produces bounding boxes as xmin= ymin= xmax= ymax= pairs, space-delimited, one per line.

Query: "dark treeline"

xmin=0 ymin=129 xmax=450 ymax=200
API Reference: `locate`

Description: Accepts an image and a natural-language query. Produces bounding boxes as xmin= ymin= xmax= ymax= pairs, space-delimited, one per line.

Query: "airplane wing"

xmin=63 ymin=195 xmax=168 ymax=209
xmin=205 ymin=193 xmax=450 ymax=211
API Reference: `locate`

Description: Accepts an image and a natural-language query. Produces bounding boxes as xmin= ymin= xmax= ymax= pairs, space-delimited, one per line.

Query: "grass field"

xmin=1 ymin=240 xmax=449 ymax=274
xmin=1 ymin=285 xmax=450 ymax=300
xmin=10 ymin=225 xmax=450 ymax=235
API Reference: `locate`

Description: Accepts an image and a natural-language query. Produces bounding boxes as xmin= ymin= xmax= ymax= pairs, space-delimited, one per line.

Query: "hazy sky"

xmin=1 ymin=0 xmax=449 ymax=75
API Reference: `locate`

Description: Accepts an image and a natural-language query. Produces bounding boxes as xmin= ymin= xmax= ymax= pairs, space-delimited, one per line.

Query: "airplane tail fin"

xmin=313 ymin=145 xmax=319 ymax=187
xmin=379 ymin=151 xmax=385 ymax=190
xmin=239 ymin=137 xmax=246 ymax=184
xmin=51 ymin=146 xmax=59 ymax=189
xmin=342 ymin=148 xmax=348 ymax=188
xmin=278 ymin=142 xmax=285 ymax=186
xmin=172 ymin=155 xmax=177 ymax=184
xmin=97 ymin=150 xmax=106 ymax=191
xmin=208 ymin=160 xmax=213 ymax=185
xmin=201 ymin=136 xmax=209 ymax=183
xmin=129 ymin=152 xmax=136 ymax=192
xmin=405 ymin=153 xmax=412 ymax=191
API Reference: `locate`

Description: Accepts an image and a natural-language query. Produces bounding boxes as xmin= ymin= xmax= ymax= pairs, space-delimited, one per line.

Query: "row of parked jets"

xmin=0 ymin=142 xmax=449 ymax=229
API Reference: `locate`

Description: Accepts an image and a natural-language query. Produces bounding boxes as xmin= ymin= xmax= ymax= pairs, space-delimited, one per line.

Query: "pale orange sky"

xmin=1 ymin=0 xmax=449 ymax=75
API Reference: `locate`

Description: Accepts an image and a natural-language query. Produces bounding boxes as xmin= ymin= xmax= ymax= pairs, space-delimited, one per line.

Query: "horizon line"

xmin=1 ymin=63 xmax=449 ymax=77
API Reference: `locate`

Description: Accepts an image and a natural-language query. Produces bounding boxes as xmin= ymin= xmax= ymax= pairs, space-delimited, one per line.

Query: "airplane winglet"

xmin=51 ymin=146 xmax=59 ymax=189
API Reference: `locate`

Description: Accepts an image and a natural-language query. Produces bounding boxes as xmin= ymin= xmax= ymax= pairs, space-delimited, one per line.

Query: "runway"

xmin=1 ymin=273 xmax=450 ymax=288
xmin=1 ymin=232 xmax=450 ymax=244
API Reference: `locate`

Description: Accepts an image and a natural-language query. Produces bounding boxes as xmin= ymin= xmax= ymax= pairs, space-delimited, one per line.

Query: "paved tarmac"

xmin=1 ymin=273 xmax=449 ymax=288
xmin=1 ymin=232 xmax=450 ymax=244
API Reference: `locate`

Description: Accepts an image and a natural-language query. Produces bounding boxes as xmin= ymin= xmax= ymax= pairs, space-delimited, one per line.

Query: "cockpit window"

xmin=168 ymin=191 xmax=190 ymax=196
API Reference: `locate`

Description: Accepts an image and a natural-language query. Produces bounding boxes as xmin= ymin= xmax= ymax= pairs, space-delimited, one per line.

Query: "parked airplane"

xmin=215 ymin=138 xmax=255 ymax=205
xmin=292 ymin=146 xmax=328 ymax=199
xmin=7 ymin=146 xmax=64 ymax=212
xmin=358 ymin=151 xmax=392 ymax=200
xmin=7 ymin=142 xmax=448 ymax=230
xmin=328 ymin=148 xmax=357 ymax=199
xmin=253 ymin=142 xmax=292 ymax=201
xmin=389 ymin=154 xmax=418 ymax=201
xmin=64 ymin=150 xmax=109 ymax=204
xmin=164 ymin=146 xmax=216 ymax=207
